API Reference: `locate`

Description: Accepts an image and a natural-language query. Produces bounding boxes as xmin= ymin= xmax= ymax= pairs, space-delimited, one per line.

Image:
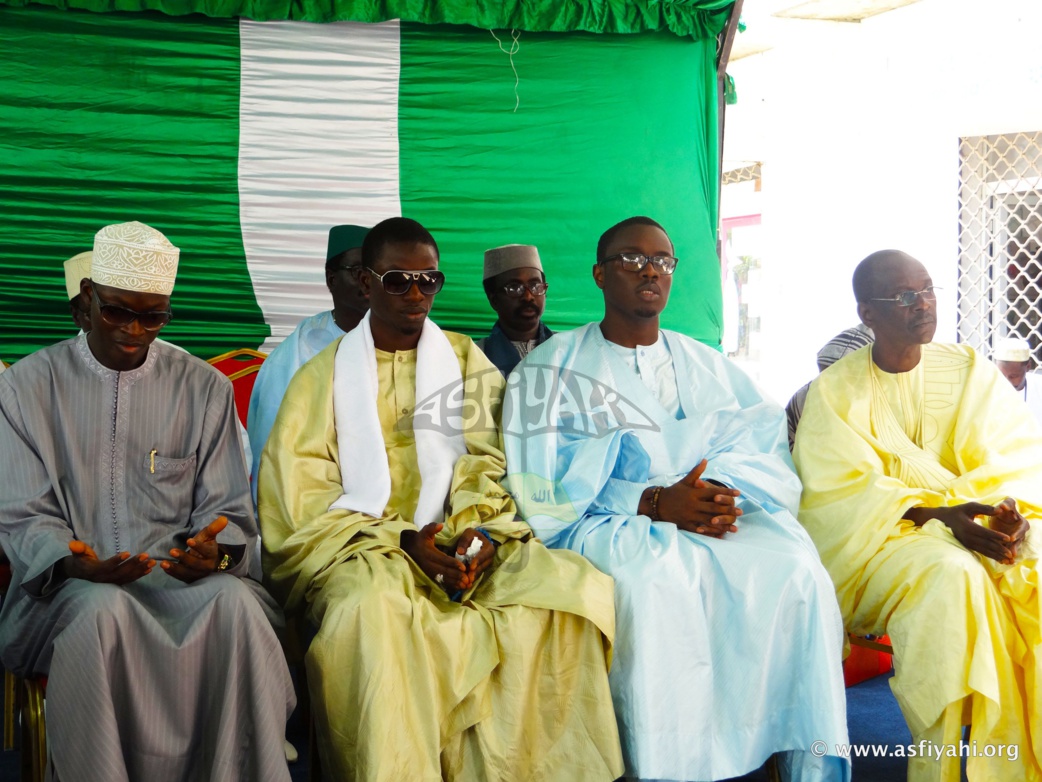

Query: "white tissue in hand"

xmin=455 ymin=536 xmax=484 ymax=564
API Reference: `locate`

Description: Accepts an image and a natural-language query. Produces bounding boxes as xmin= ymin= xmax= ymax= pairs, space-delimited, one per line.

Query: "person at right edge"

xmin=796 ymin=249 xmax=1042 ymax=781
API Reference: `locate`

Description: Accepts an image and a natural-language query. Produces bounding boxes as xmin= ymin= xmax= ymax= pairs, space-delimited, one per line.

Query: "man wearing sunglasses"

xmin=504 ymin=216 xmax=850 ymax=782
xmin=476 ymin=244 xmax=554 ymax=376
xmin=61 ymin=249 xmax=256 ymax=480
xmin=796 ymin=249 xmax=1042 ymax=781
xmin=0 ymin=221 xmax=295 ymax=782
xmin=259 ymin=216 xmax=622 ymax=781
xmin=247 ymin=224 xmax=370 ymax=500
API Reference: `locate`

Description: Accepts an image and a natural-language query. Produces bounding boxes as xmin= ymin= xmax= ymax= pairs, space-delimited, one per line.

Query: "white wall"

xmin=721 ymin=0 xmax=1042 ymax=404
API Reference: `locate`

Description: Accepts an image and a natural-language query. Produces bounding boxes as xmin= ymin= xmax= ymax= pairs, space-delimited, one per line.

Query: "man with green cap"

xmin=477 ymin=244 xmax=554 ymax=376
xmin=247 ymin=224 xmax=370 ymax=498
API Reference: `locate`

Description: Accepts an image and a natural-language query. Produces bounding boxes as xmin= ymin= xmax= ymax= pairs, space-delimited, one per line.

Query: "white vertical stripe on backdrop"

xmin=238 ymin=19 xmax=402 ymax=352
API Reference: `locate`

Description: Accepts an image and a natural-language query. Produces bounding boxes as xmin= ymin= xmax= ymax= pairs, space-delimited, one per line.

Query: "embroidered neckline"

xmin=75 ymin=331 xmax=159 ymax=383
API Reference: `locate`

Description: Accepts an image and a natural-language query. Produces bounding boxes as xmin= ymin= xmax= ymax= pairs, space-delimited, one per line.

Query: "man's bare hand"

xmin=161 ymin=516 xmax=227 ymax=583
xmin=61 ymin=540 xmax=154 ymax=585
xmin=654 ymin=459 xmax=742 ymax=537
xmin=401 ymin=522 xmax=468 ymax=592
xmin=928 ymin=503 xmax=1019 ymax=564
xmin=453 ymin=528 xmax=496 ymax=588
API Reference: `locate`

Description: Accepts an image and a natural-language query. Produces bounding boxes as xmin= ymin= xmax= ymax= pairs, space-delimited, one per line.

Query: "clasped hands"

xmin=641 ymin=458 xmax=742 ymax=538
xmin=400 ymin=523 xmax=495 ymax=593
xmin=922 ymin=498 xmax=1029 ymax=565
xmin=61 ymin=516 xmax=230 ymax=586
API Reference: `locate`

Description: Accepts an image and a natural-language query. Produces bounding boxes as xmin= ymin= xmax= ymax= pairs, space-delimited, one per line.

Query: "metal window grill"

xmin=958 ymin=131 xmax=1042 ymax=358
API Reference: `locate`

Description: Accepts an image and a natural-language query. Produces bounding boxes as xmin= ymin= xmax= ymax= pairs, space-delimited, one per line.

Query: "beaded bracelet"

xmin=649 ymin=486 xmax=663 ymax=520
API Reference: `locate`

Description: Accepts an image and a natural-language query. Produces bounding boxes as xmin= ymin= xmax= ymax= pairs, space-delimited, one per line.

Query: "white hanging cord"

xmin=489 ymin=28 xmax=521 ymax=112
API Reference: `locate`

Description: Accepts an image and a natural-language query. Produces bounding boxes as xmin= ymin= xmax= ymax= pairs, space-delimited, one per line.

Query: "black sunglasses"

xmin=369 ymin=269 xmax=445 ymax=296
xmin=92 ymin=284 xmax=172 ymax=331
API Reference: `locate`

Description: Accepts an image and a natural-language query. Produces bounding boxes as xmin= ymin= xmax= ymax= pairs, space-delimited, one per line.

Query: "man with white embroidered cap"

xmin=0 ymin=221 xmax=294 ymax=782
xmin=994 ymin=335 xmax=1042 ymax=424
xmin=63 ymin=250 xmax=93 ymax=332
xmin=259 ymin=217 xmax=621 ymax=781
xmin=59 ymin=246 xmax=255 ymax=479
xmin=477 ymin=243 xmax=553 ymax=376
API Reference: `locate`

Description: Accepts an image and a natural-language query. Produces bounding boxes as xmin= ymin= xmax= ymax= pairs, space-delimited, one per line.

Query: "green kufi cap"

xmin=326 ymin=225 xmax=370 ymax=262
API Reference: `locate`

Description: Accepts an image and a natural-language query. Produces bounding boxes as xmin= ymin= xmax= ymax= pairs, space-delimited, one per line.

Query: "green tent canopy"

xmin=0 ymin=0 xmax=732 ymax=361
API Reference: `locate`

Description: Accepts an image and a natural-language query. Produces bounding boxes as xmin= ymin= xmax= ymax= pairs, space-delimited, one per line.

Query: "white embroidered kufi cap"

xmin=92 ymin=221 xmax=180 ymax=295
xmin=63 ymin=251 xmax=93 ymax=299
xmin=994 ymin=337 xmax=1032 ymax=363
xmin=483 ymin=244 xmax=542 ymax=281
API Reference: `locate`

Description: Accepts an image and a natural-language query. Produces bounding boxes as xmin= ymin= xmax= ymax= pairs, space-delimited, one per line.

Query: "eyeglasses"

xmin=869 ymin=286 xmax=940 ymax=307
xmin=369 ymin=269 xmax=445 ymax=296
xmin=599 ymin=253 xmax=679 ymax=275
xmin=92 ymin=284 xmax=172 ymax=331
xmin=335 ymin=265 xmax=362 ymax=276
xmin=501 ymin=281 xmax=549 ymax=298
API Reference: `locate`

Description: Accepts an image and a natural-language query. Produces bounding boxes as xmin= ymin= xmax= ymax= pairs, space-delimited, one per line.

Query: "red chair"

xmin=1 ymin=548 xmax=13 ymax=752
xmin=206 ymin=349 xmax=267 ymax=427
xmin=845 ymin=633 xmax=893 ymax=687
xmin=1 ymin=546 xmax=46 ymax=782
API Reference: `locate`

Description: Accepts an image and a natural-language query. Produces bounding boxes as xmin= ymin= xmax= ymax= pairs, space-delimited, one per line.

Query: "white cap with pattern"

xmin=92 ymin=221 xmax=180 ymax=295
xmin=63 ymin=251 xmax=93 ymax=300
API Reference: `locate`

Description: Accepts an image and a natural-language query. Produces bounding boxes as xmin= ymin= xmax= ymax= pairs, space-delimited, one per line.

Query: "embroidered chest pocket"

xmin=139 ymin=452 xmax=198 ymax=524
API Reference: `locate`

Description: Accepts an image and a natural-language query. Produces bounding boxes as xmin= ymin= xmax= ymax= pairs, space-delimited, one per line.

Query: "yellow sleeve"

xmin=257 ymin=340 xmax=410 ymax=612
xmin=438 ymin=333 xmax=529 ymax=545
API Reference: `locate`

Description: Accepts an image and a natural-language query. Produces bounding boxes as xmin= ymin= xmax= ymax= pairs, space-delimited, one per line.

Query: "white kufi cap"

xmin=994 ymin=337 xmax=1032 ymax=363
xmin=483 ymin=244 xmax=542 ymax=281
xmin=92 ymin=221 xmax=180 ymax=295
xmin=63 ymin=251 xmax=93 ymax=300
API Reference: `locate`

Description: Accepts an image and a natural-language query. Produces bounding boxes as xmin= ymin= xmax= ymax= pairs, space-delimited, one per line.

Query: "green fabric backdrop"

xmin=0 ymin=7 xmax=266 ymax=358
xmin=0 ymin=0 xmax=733 ymax=37
xmin=0 ymin=3 xmax=728 ymax=361
xmin=398 ymin=24 xmax=722 ymax=341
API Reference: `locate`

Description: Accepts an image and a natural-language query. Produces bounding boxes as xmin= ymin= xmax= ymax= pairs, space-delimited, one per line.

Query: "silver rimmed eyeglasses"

xmin=869 ymin=286 xmax=940 ymax=307
xmin=501 ymin=281 xmax=549 ymax=298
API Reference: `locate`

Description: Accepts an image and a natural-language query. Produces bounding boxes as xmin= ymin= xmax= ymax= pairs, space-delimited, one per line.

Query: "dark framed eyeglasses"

xmin=869 ymin=286 xmax=940 ymax=307
xmin=501 ymin=281 xmax=548 ymax=298
xmin=369 ymin=269 xmax=445 ymax=296
xmin=600 ymin=253 xmax=679 ymax=275
xmin=92 ymin=284 xmax=172 ymax=331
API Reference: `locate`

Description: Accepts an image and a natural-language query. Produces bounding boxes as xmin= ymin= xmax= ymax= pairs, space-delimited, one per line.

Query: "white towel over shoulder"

xmin=329 ymin=312 xmax=466 ymax=526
